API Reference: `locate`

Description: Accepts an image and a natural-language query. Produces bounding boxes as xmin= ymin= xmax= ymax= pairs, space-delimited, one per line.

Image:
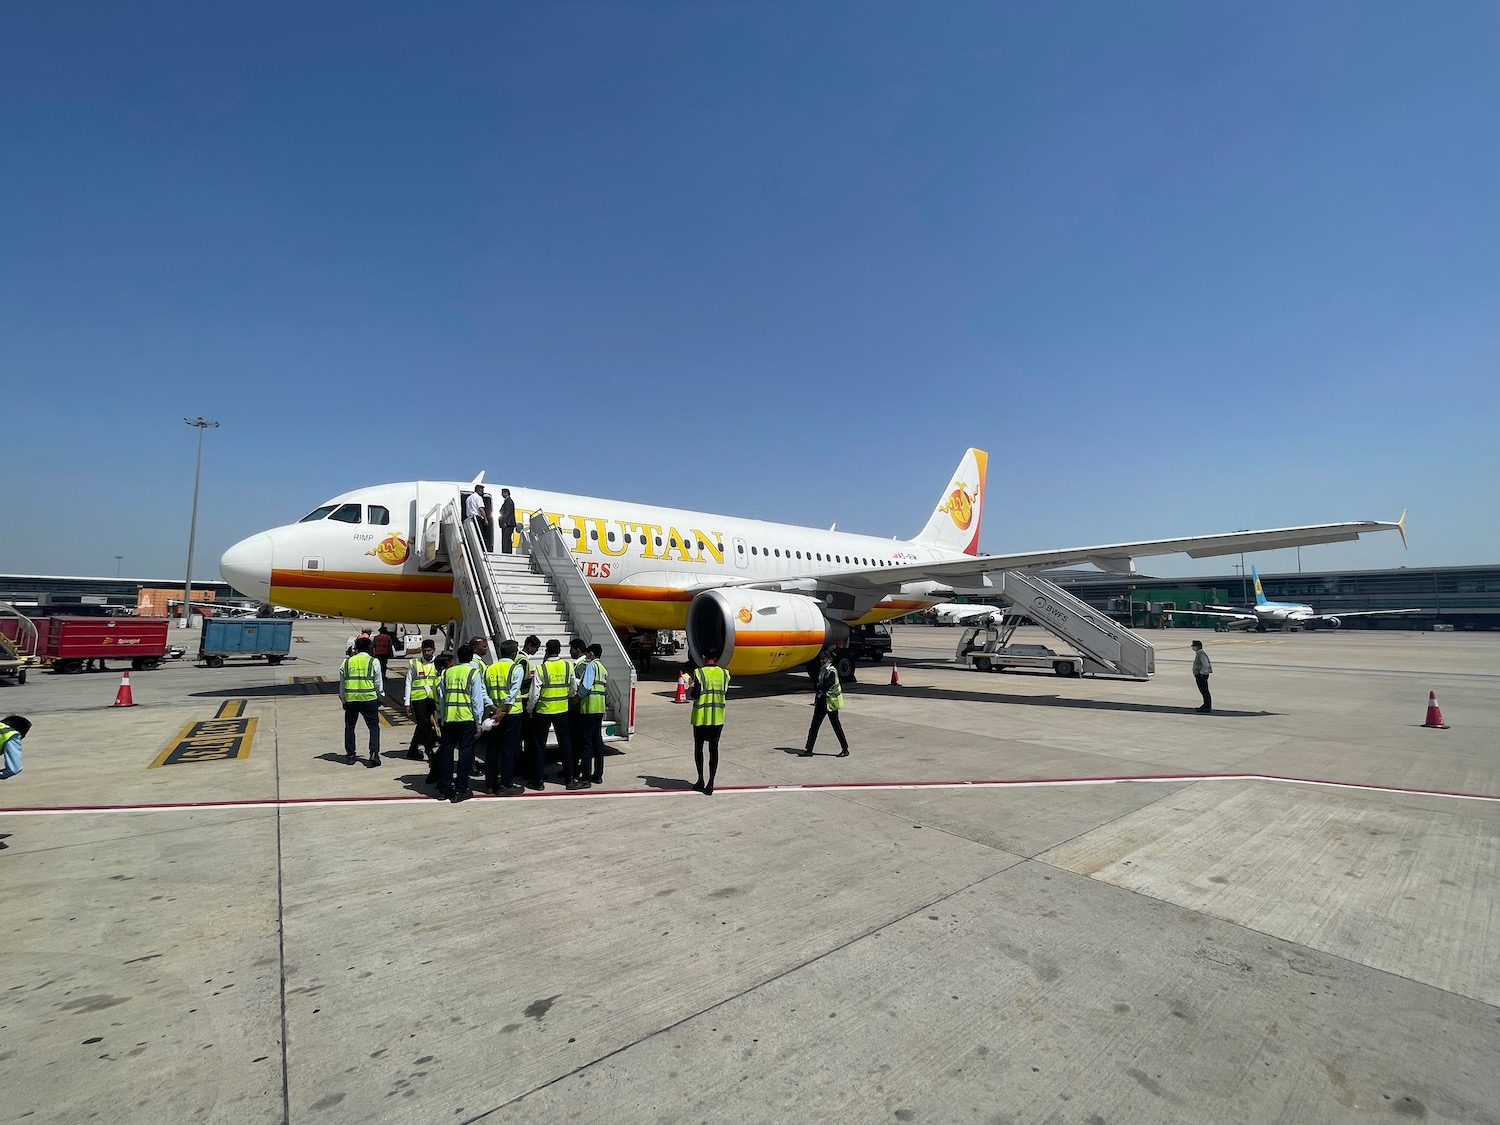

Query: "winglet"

xmin=1396 ymin=509 xmax=1408 ymax=550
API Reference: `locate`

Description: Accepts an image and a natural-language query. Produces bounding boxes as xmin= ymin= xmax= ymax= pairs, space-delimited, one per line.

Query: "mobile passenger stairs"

xmin=960 ymin=572 xmax=1155 ymax=680
xmin=416 ymin=490 xmax=634 ymax=743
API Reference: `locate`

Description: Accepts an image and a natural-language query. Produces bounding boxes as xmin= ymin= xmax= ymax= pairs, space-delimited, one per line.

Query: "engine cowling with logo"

xmin=686 ymin=590 xmax=848 ymax=675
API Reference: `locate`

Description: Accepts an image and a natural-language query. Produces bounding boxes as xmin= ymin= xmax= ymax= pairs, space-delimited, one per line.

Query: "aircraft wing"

xmin=678 ymin=517 xmax=1405 ymax=598
xmin=1306 ymin=608 xmax=1424 ymax=622
xmin=818 ymin=516 xmax=1408 ymax=592
xmin=1165 ymin=607 xmax=1257 ymax=622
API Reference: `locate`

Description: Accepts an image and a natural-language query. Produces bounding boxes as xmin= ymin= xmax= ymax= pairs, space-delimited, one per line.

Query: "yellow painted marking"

xmin=150 ymin=716 xmax=258 ymax=768
xmin=377 ymin=702 xmax=413 ymax=728
xmin=215 ymin=699 xmax=246 ymax=719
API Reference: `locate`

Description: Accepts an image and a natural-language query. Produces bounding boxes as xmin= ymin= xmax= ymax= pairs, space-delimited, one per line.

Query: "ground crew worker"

xmin=469 ymin=636 xmax=490 ymax=669
xmin=340 ymin=636 xmax=382 ymax=767
xmin=568 ymin=638 xmax=587 ymax=776
xmin=1191 ymin=640 xmax=1213 ymax=713
xmin=689 ymin=652 xmax=730 ymax=795
xmin=517 ymin=635 xmax=542 ymax=787
xmin=435 ymin=643 xmax=489 ymax=803
xmin=403 ymin=639 xmax=440 ymax=761
xmin=576 ymin=643 xmax=608 ymax=786
xmin=371 ymin=624 xmax=395 ymax=680
xmin=800 ymin=649 xmax=850 ymax=757
xmin=531 ymin=639 xmax=578 ymax=790
xmin=0 ymin=715 xmax=32 ymax=779
xmin=481 ymin=639 xmax=526 ymax=795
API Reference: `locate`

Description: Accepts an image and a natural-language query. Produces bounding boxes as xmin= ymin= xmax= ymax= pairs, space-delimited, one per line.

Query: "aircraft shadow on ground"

xmin=842 ymin=681 xmax=1279 ymax=718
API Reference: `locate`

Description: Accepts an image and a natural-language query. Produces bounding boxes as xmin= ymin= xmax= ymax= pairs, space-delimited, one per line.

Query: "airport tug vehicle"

xmin=955 ymin=621 xmax=1085 ymax=678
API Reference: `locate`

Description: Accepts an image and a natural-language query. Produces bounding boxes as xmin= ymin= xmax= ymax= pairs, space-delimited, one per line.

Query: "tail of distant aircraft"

xmin=911 ymin=449 xmax=987 ymax=556
xmin=1251 ymin=565 xmax=1267 ymax=606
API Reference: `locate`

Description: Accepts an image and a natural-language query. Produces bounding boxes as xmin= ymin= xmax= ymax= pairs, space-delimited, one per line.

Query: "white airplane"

xmin=929 ymin=603 xmax=1008 ymax=626
xmin=1176 ymin=564 xmax=1420 ymax=632
xmin=219 ymin=449 xmax=1407 ymax=677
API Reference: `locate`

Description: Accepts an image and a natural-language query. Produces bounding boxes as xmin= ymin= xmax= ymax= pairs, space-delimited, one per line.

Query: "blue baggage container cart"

xmin=200 ymin=618 xmax=294 ymax=668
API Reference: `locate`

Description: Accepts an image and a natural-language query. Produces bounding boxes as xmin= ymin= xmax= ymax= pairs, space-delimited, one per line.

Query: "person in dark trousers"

xmin=371 ymin=624 xmax=395 ymax=681
xmin=403 ymin=639 xmax=440 ymax=761
xmin=800 ymin=649 xmax=849 ymax=757
xmin=467 ymin=485 xmax=494 ymax=551
xmin=434 ymin=643 xmax=488 ymax=803
xmin=567 ymin=638 xmax=587 ymax=778
xmin=339 ymin=636 xmax=382 ymax=767
xmin=516 ymin=635 xmax=543 ymax=788
xmin=576 ymin=643 xmax=608 ymax=786
xmin=1 ymin=715 xmax=32 ymax=779
xmin=482 ymin=639 xmax=526 ymax=795
xmin=1190 ymin=640 xmax=1213 ymax=713
xmin=689 ymin=652 xmax=730 ymax=795
xmin=498 ymin=487 xmax=518 ymax=553
xmin=531 ymin=639 xmax=579 ymax=789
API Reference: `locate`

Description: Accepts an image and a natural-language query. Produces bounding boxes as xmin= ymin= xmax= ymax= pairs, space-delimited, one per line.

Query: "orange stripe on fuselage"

xmin=271 ymin=569 xmax=456 ymax=594
xmin=591 ymin=584 xmax=694 ymax=603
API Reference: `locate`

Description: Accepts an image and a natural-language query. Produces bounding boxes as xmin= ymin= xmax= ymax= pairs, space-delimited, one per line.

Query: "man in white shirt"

xmin=466 ymin=485 xmax=493 ymax=551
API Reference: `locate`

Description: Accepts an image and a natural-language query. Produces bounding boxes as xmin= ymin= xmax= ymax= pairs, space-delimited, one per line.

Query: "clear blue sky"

xmin=4 ymin=2 xmax=1496 ymax=581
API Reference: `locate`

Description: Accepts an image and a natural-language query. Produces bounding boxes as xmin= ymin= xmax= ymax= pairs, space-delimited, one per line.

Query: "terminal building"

xmin=0 ymin=575 xmax=245 ymax=617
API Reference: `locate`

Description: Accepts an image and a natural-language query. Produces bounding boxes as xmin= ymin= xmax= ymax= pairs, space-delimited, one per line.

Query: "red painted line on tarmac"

xmin=1 ymin=772 xmax=1497 ymax=817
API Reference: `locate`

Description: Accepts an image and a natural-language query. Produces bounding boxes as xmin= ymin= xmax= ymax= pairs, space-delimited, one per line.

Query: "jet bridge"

xmin=419 ymin=495 xmax=635 ymax=740
xmin=985 ymin=571 xmax=1155 ymax=680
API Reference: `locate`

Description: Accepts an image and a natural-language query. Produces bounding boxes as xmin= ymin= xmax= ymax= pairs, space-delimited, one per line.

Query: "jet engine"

xmin=1324 ymin=616 xmax=1341 ymax=629
xmin=686 ymin=589 xmax=849 ymax=675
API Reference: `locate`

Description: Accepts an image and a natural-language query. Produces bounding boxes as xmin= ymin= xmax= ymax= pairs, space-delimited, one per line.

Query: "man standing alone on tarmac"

xmin=340 ymin=636 xmax=382 ymax=767
xmin=498 ymin=488 xmax=517 ymax=553
xmin=0 ymin=715 xmax=32 ymax=779
xmin=1191 ymin=640 xmax=1213 ymax=713
xmin=800 ymin=649 xmax=849 ymax=757
xmin=689 ymin=653 xmax=730 ymax=795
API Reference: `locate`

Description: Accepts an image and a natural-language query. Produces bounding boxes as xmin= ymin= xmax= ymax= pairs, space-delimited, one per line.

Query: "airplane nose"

xmin=220 ymin=533 xmax=274 ymax=601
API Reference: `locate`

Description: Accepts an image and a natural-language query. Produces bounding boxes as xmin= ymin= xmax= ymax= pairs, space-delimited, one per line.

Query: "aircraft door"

xmin=732 ymin=537 xmax=749 ymax=570
xmin=415 ymin=482 xmax=461 ymax=570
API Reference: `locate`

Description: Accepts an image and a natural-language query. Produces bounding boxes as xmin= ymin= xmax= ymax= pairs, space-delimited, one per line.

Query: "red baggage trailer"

xmin=35 ymin=616 xmax=172 ymax=674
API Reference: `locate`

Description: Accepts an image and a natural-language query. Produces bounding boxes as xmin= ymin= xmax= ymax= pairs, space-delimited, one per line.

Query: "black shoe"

xmin=408 ymin=749 xmax=424 ymax=760
xmin=836 ymin=749 xmax=849 ymax=757
xmin=499 ymin=784 xmax=525 ymax=796
xmin=435 ymin=788 xmax=451 ymax=801
xmin=579 ymin=777 xmax=593 ymax=789
xmin=692 ymin=780 xmax=705 ymax=792
xmin=591 ymin=774 xmax=603 ymax=785
xmin=798 ymin=749 xmax=813 ymax=757
xmin=367 ymin=754 xmax=381 ymax=768
xmin=345 ymin=753 xmax=358 ymax=765
xmin=703 ymin=783 xmax=714 ymax=796
xmin=450 ymin=790 xmax=472 ymax=804
xmin=525 ymin=780 xmax=544 ymax=791
xmin=565 ymin=780 xmax=583 ymax=791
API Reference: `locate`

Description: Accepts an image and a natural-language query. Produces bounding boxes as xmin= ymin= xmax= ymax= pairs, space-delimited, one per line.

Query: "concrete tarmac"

xmin=2 ymin=621 xmax=1497 ymax=1124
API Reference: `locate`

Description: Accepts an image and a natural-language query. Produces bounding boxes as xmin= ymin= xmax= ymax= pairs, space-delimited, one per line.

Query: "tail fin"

xmin=911 ymin=449 xmax=987 ymax=555
xmin=1251 ymin=566 xmax=1267 ymax=605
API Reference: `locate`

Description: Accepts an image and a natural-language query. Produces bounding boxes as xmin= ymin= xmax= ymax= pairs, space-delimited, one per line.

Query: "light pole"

xmin=181 ymin=417 xmax=220 ymax=629
xmin=115 ymin=555 xmax=123 ymax=578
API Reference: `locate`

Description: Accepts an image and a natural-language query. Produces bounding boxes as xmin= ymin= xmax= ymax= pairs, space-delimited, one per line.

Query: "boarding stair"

xmin=987 ymin=571 xmax=1155 ymax=680
xmin=419 ymin=497 xmax=635 ymax=740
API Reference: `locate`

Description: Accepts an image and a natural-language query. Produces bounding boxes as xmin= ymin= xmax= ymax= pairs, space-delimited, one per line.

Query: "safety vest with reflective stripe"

xmin=0 ymin=721 xmax=17 ymax=755
xmin=819 ymin=664 xmax=844 ymax=711
xmin=408 ymin=657 xmax=438 ymax=701
xmin=536 ymin=658 xmax=573 ymax=715
xmin=579 ymin=659 xmax=608 ymax=715
xmin=341 ymin=653 xmax=380 ymax=703
xmin=485 ymin=658 xmax=524 ymax=715
xmin=691 ymin=664 xmax=729 ymax=726
xmin=441 ymin=664 xmax=477 ymax=723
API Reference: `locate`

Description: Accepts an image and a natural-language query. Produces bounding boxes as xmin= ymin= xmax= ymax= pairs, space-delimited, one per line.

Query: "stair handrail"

xmin=996 ymin=571 xmax=1155 ymax=678
xmin=525 ymin=512 xmax=636 ymax=736
xmin=456 ymin=509 xmax=518 ymax=644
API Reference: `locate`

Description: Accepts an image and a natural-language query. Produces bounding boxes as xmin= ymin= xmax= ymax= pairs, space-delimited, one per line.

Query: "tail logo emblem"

xmin=940 ymin=482 xmax=975 ymax=531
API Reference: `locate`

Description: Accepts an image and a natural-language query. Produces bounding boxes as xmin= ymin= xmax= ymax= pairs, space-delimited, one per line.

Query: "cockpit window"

xmin=328 ymin=503 xmax=363 ymax=524
xmin=367 ymin=505 xmax=390 ymax=526
xmin=299 ymin=505 xmax=337 ymax=523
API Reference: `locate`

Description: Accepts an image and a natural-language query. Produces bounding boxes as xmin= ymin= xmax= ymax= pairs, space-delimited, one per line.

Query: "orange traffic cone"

xmin=889 ymin=659 xmax=902 ymax=687
xmin=112 ymin=670 xmax=137 ymax=708
xmin=1422 ymin=691 xmax=1449 ymax=729
xmin=673 ymin=673 xmax=689 ymax=704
